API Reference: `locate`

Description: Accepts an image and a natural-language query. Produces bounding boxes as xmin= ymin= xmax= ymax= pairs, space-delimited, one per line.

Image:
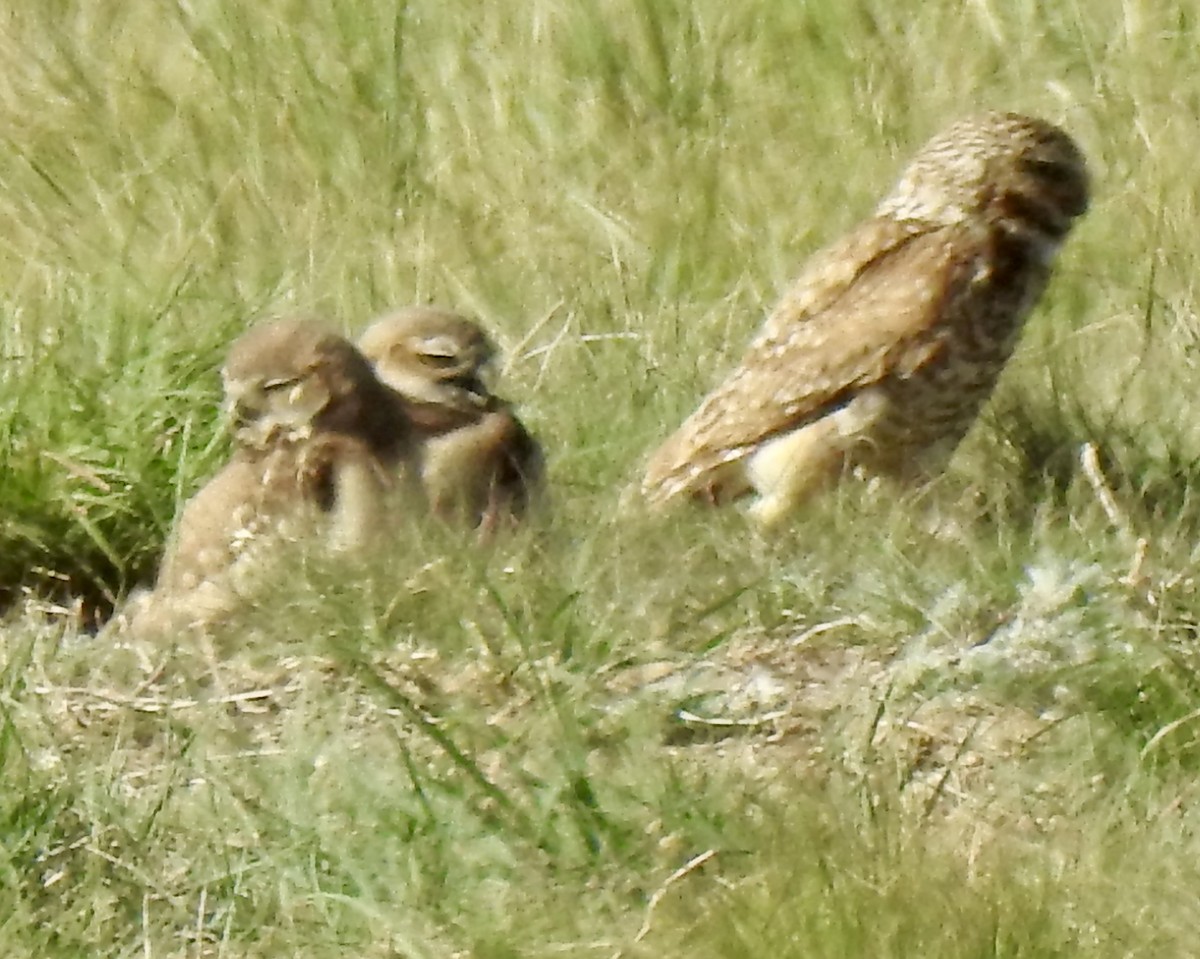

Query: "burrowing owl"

xmin=359 ymin=306 xmax=544 ymax=531
xmin=127 ymin=317 xmax=413 ymax=635
xmin=642 ymin=112 xmax=1089 ymax=526
xmin=222 ymin=316 xmax=409 ymax=460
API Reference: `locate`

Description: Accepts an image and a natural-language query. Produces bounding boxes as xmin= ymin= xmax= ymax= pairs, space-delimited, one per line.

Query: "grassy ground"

xmin=4 ymin=0 xmax=1200 ymax=954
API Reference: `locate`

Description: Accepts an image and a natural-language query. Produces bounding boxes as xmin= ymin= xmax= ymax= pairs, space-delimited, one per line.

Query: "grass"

xmin=4 ymin=0 xmax=1200 ymax=953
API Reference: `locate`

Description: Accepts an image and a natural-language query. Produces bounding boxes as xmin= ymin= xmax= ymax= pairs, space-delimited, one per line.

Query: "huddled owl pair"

xmin=125 ymin=307 xmax=542 ymax=635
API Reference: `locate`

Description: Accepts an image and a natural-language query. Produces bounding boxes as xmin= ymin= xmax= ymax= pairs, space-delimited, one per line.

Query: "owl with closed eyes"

xmin=125 ymin=317 xmax=416 ymax=636
xmin=359 ymin=306 xmax=544 ymax=533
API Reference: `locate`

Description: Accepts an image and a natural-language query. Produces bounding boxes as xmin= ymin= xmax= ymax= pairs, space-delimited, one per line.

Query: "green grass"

xmin=4 ymin=0 xmax=1200 ymax=953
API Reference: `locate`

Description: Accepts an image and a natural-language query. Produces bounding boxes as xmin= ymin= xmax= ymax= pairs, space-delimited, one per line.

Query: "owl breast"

xmin=856 ymin=237 xmax=1051 ymax=477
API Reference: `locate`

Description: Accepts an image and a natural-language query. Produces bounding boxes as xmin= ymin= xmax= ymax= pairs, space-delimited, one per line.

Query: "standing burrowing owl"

xmin=126 ymin=317 xmax=415 ymax=635
xmin=642 ymin=112 xmax=1089 ymax=526
xmin=359 ymin=306 xmax=544 ymax=532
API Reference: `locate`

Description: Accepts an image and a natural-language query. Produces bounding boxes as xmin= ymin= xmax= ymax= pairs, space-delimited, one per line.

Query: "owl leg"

xmin=475 ymin=475 xmax=515 ymax=541
xmin=744 ymin=419 xmax=848 ymax=527
xmin=689 ymin=460 xmax=754 ymax=506
xmin=326 ymin=453 xmax=393 ymax=552
xmin=745 ymin=389 xmax=890 ymax=528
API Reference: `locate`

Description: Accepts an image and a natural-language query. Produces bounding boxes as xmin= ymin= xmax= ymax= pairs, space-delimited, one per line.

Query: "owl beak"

xmin=230 ymin=401 xmax=253 ymax=432
xmin=221 ymin=391 xmax=274 ymax=448
xmin=225 ymin=398 xmax=260 ymax=445
xmin=451 ymin=373 xmax=494 ymax=408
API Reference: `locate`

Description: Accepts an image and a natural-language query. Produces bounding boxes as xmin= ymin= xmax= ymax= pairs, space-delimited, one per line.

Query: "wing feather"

xmin=643 ymin=220 xmax=984 ymax=501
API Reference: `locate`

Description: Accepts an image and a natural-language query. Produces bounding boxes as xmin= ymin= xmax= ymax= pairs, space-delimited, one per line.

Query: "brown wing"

xmin=402 ymin=395 xmax=489 ymax=435
xmin=422 ymin=403 xmax=544 ymax=529
xmin=762 ymin=216 xmax=933 ymax=337
xmin=488 ymin=410 xmax=545 ymax=522
xmin=643 ymin=219 xmax=983 ymax=502
xmin=297 ymin=434 xmax=390 ymax=512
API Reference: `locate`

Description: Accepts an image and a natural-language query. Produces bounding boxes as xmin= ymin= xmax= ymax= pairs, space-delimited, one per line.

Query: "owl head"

xmin=358 ymin=306 xmax=497 ymax=411
xmin=222 ymin=316 xmax=383 ymax=449
xmin=876 ymin=112 xmax=1089 ymax=252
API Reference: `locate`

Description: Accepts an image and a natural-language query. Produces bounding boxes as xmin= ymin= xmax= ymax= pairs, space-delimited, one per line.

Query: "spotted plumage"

xmin=642 ymin=112 xmax=1089 ymax=526
xmin=126 ymin=317 xmax=414 ymax=636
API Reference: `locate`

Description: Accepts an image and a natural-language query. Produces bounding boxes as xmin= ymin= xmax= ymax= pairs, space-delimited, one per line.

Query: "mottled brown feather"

xmin=125 ymin=317 xmax=412 ymax=637
xmin=641 ymin=112 xmax=1088 ymax=521
xmin=643 ymin=224 xmax=976 ymax=498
